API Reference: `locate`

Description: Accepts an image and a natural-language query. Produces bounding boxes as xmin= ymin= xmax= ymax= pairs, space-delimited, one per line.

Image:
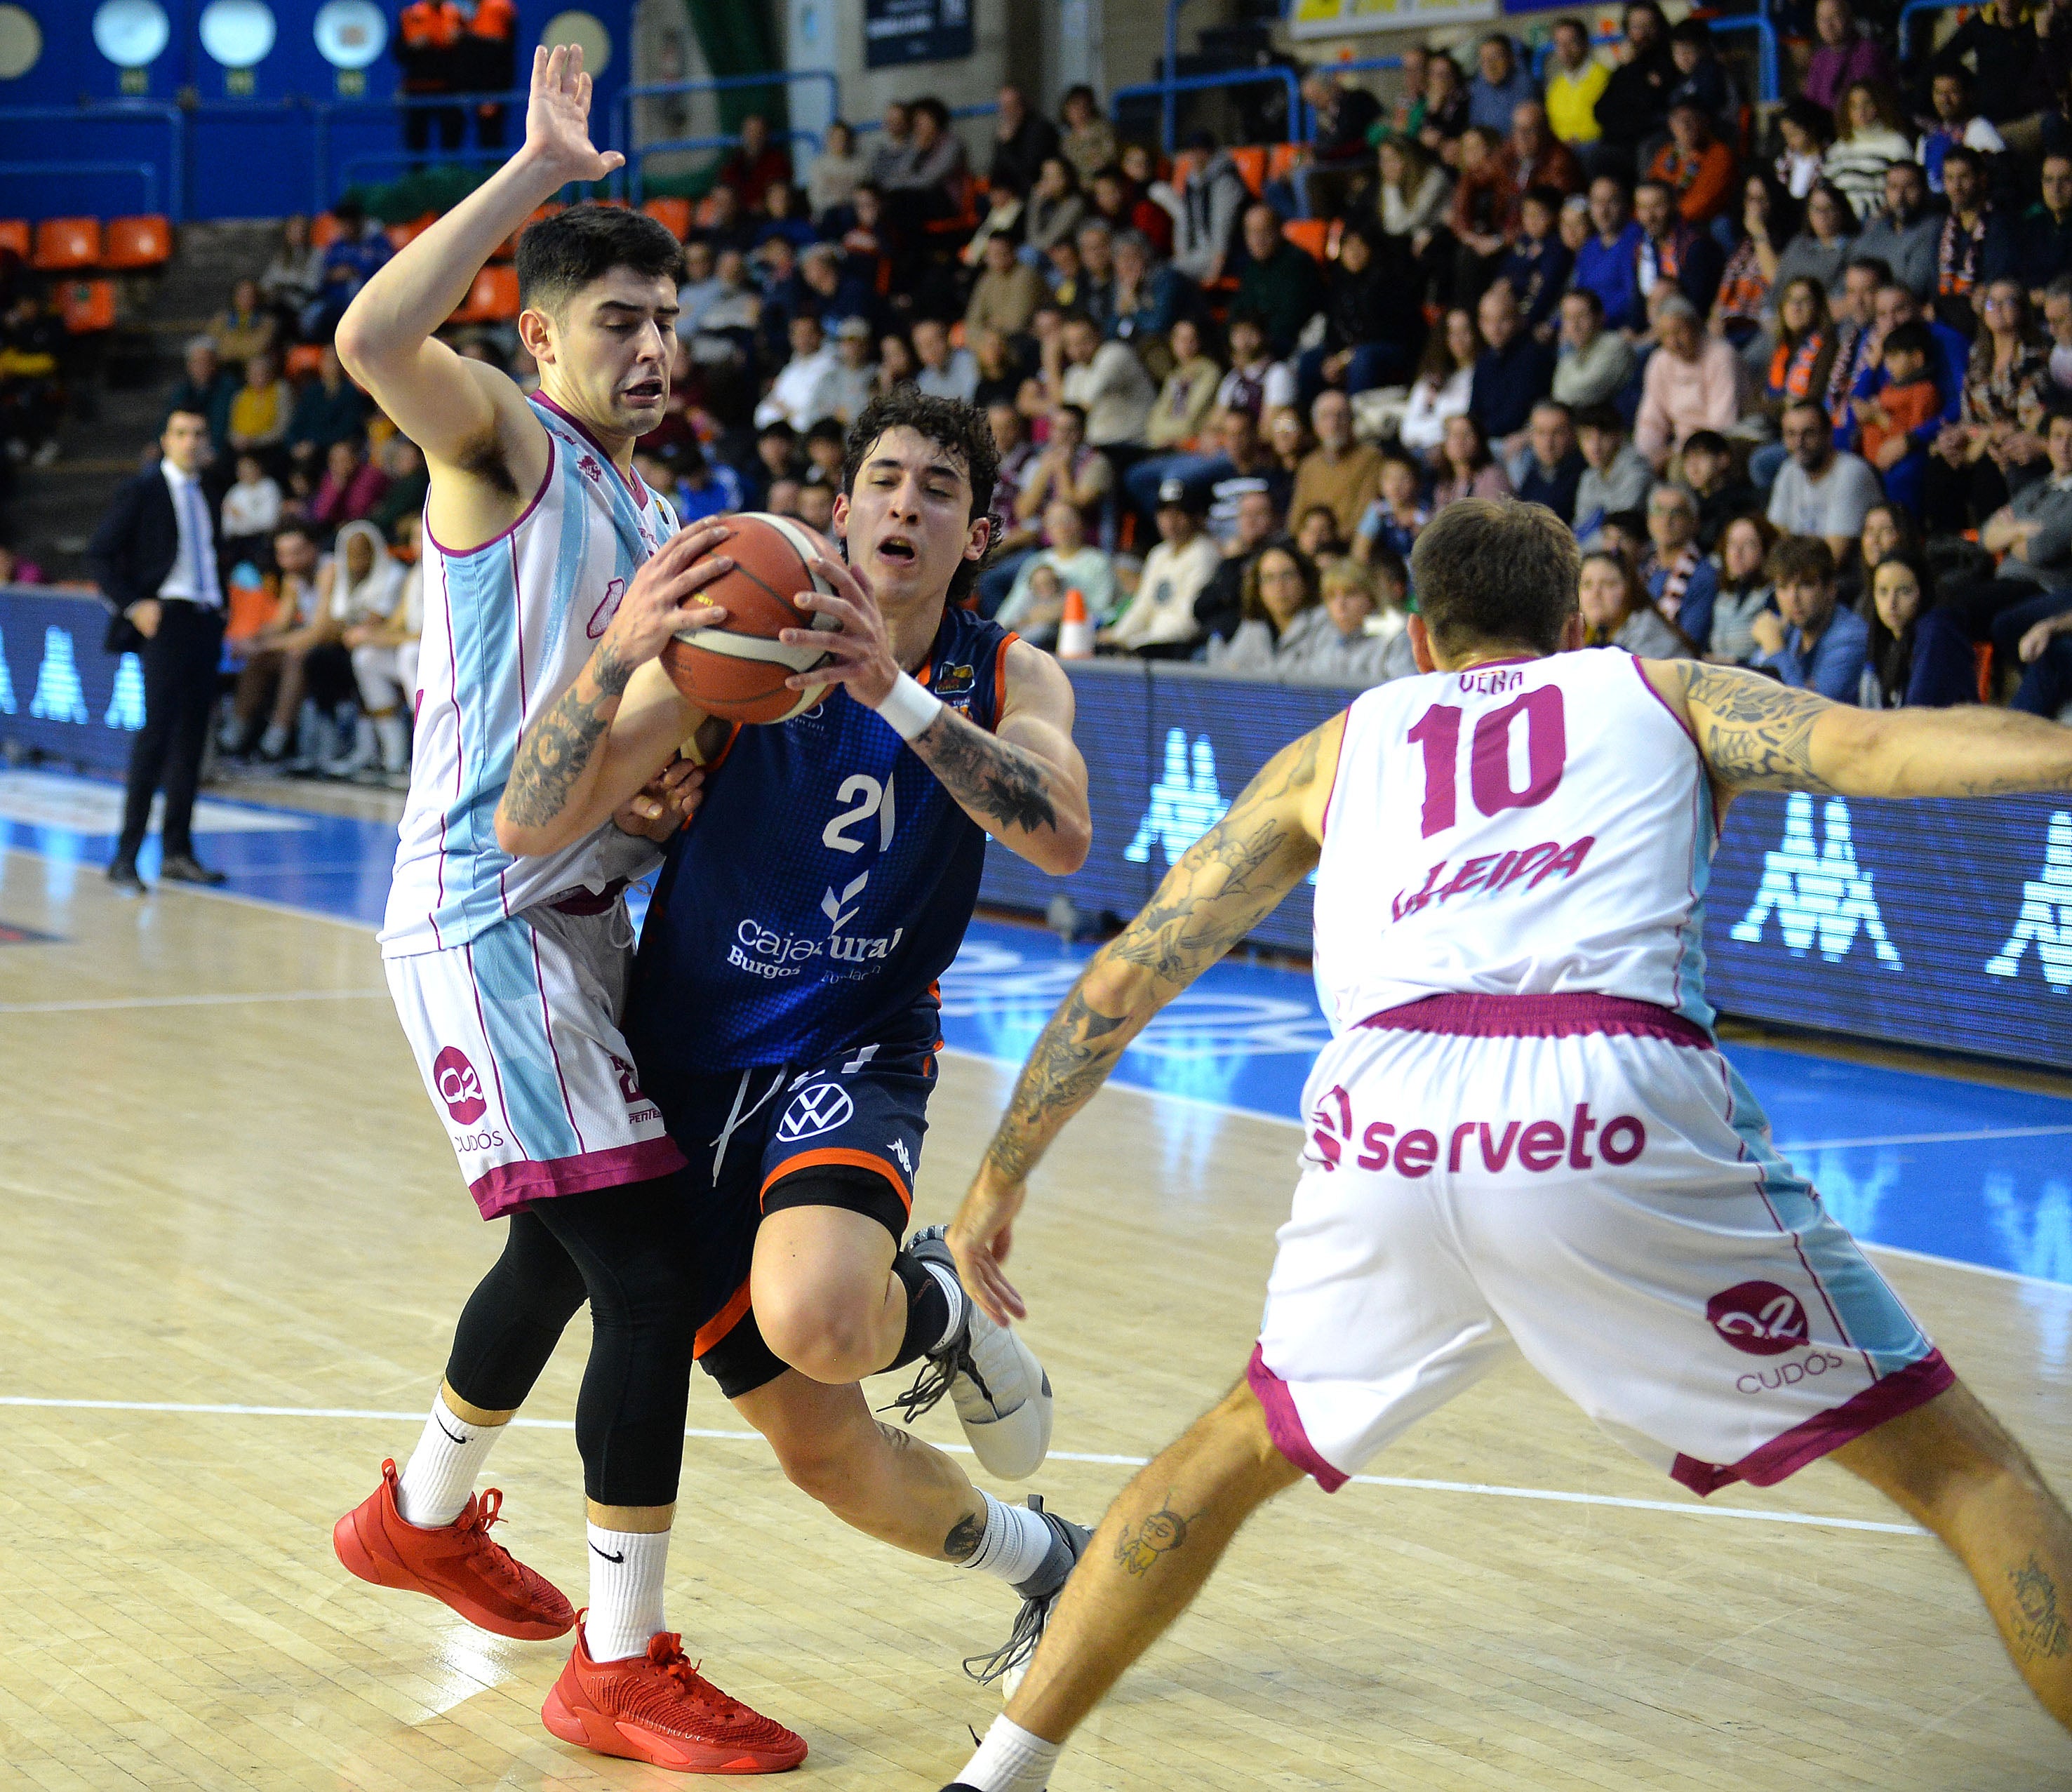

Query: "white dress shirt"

xmin=156 ymin=461 xmax=222 ymax=608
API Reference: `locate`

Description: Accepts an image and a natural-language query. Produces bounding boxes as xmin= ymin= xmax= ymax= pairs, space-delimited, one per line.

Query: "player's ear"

xmin=1560 ymin=610 xmax=1586 ymax=652
xmin=1409 ymin=614 xmax=1438 ymax=674
xmin=516 ymin=305 xmax=555 ymax=366
xmin=964 ymin=511 xmax=992 ymax=563
xmin=830 ymin=490 xmax=850 ymax=540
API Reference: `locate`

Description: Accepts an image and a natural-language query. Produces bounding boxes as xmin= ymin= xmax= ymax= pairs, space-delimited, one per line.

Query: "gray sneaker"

xmin=963 ymin=1495 xmax=1091 ymax=1699
xmin=889 ymin=1225 xmax=1054 ymax=1480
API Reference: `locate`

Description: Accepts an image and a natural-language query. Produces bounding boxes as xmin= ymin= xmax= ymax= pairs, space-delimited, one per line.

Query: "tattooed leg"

xmin=1835 ymin=1378 xmax=2072 ymax=1729
xmin=1007 ymin=1377 xmax=1305 ymax=1744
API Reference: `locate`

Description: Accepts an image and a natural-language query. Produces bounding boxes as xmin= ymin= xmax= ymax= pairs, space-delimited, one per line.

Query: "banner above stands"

xmin=1289 ymin=0 xmax=1501 ymax=39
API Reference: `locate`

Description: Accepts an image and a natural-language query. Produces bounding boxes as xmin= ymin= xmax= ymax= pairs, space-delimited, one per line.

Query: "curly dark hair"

xmin=840 ymin=389 xmax=1000 ymax=605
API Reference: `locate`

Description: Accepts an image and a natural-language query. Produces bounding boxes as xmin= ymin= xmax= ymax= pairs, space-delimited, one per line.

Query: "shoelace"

xmin=454 ymin=1488 xmax=531 ymax=1593
xmin=646 ymin=1636 xmax=738 ymax=1717
xmin=881 ymin=1350 xmax=957 ymax=1424
xmin=961 ymin=1589 xmax=1050 ymax=1686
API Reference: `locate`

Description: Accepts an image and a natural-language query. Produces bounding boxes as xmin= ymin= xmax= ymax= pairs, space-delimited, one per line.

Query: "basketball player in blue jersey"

xmin=493 ymin=388 xmax=1102 ymax=1701
xmin=325 ymin=46 xmax=813 ymax=1772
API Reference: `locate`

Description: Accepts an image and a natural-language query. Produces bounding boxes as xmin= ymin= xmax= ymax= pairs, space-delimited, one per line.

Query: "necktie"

xmin=185 ymin=479 xmax=220 ymax=608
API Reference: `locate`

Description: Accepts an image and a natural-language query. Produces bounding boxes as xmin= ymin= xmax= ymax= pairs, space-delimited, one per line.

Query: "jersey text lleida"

xmin=629 ymin=608 xmax=1018 ymax=1072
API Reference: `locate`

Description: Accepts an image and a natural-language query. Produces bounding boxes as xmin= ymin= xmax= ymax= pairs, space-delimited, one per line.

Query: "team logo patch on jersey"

xmin=432 ymin=1045 xmax=488 ymax=1125
xmin=777 ymin=1081 xmax=855 ymax=1140
xmin=587 ymin=577 xmax=628 ymax=640
xmin=1706 ymin=1281 xmax=1810 ymax=1357
xmin=935 ymin=663 xmax=975 ymax=697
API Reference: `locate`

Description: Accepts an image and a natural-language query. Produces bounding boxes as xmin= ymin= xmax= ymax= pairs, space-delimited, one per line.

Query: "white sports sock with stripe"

xmin=585 ymin=1524 xmax=670 ymax=1662
xmin=956 ymin=1715 xmax=1060 ymax=1791
xmin=395 ymin=1392 xmax=500 ymax=1528
xmin=956 ymin=1492 xmax=1055 ymax=1586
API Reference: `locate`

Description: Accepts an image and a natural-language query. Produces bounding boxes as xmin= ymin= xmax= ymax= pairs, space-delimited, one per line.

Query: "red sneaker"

xmin=542 ymin=1617 xmax=808 ymax=1773
xmin=332 ymin=1458 xmax=575 ymax=1640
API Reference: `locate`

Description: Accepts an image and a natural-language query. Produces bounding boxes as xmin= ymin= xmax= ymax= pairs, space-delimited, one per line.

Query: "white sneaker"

xmin=891 ymin=1226 xmax=1053 ymax=1480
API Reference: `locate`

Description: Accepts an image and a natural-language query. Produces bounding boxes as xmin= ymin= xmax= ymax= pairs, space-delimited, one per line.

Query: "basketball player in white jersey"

xmin=935 ymin=498 xmax=2072 ymax=1791
xmin=325 ymin=47 xmax=811 ymax=1772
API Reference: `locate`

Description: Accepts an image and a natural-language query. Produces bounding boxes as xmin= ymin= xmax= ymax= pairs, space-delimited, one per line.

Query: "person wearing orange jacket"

xmin=396 ymin=0 xmax=466 ymax=166
xmin=1647 ymin=98 xmax=1738 ymax=227
xmin=462 ymin=0 xmax=519 ymax=150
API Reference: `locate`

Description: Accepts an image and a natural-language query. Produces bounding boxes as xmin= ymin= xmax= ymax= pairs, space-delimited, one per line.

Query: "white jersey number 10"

xmin=1405 ymin=686 xmax=1568 ymax=839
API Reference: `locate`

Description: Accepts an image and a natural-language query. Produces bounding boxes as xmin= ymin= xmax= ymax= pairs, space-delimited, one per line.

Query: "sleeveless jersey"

xmin=627 ymin=607 xmax=1018 ymax=1073
xmin=382 ymin=394 xmax=681 ymax=959
xmin=1311 ymin=648 xmax=1716 ymax=1034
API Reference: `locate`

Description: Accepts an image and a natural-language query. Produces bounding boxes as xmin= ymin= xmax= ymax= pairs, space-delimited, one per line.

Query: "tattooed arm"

xmin=947 ymin=715 xmax=1342 ymax=1321
xmin=910 ymin=640 xmax=1090 ymax=874
xmin=1650 ymin=659 xmax=2072 ymax=807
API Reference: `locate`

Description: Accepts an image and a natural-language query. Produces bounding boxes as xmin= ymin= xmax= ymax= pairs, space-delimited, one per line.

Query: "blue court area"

xmin=4 ymin=769 xmax=2068 ymax=1314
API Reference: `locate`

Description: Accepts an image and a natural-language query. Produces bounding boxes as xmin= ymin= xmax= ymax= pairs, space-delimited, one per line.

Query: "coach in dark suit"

xmin=88 ymin=408 xmax=229 ymax=893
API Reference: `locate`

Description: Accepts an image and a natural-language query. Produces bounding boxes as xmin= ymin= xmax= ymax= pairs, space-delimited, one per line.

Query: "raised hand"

xmin=599 ymin=521 xmax=732 ymax=674
xmin=523 ymin=43 xmax=625 ymax=186
xmin=780 ymin=554 xmax=900 ymax=708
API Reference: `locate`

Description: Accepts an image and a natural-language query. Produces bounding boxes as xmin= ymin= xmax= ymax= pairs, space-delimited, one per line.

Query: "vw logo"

xmin=778 ymin=1082 xmax=853 ymax=1140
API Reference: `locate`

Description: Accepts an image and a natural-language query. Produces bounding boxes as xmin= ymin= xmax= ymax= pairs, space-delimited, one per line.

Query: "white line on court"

xmin=0 ymin=989 xmax=391 ymax=1014
xmin=0 ymin=1396 xmax=1927 ymax=1537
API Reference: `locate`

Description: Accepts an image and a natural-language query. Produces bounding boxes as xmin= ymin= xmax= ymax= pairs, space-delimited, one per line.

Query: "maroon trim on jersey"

xmin=468 ymin=1135 xmax=688 ymax=1221
xmin=1359 ymin=991 xmax=1713 ymax=1047
xmin=1626 ymin=651 xmax=1703 ymax=751
xmin=422 ymin=431 xmax=557 ymax=559
xmin=1669 ymin=1349 xmax=1955 ymax=1497
xmin=549 ymin=876 xmax=632 ymax=917
xmin=1318 ymin=704 xmax=1352 ymax=839
xmin=531 ymin=391 xmax=650 ymax=509
xmin=1245 ymin=1344 xmax=1350 ymax=1492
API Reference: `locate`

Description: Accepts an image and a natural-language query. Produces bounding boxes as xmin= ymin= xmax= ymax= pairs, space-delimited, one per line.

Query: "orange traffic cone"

xmin=1056 ymin=587 xmax=1094 ymax=659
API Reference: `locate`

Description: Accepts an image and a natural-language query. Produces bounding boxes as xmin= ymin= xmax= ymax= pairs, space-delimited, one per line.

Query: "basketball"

xmin=660 ymin=512 xmax=843 ymax=724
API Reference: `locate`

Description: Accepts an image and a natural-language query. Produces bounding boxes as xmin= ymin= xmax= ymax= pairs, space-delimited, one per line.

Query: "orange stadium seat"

xmin=58 ymin=279 xmax=116 ymax=333
xmin=1283 ymin=218 xmax=1330 ymax=262
xmin=385 ymin=213 xmax=437 ymax=252
xmin=309 ymin=211 xmax=345 ymax=248
xmin=451 ymin=262 xmax=520 ymax=324
xmin=284 ymin=344 xmax=327 ymax=379
xmin=641 ymin=196 xmax=693 ymax=241
xmin=0 ymin=220 xmax=31 ymax=258
xmin=1266 ymin=142 xmax=1304 ymax=184
xmin=1229 ymin=146 xmax=1267 ymax=196
xmin=102 ymin=215 xmax=172 ymax=269
xmin=33 ymin=218 xmax=102 ymax=272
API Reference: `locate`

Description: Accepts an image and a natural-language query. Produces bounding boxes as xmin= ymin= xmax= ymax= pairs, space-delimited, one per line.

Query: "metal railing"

xmin=1114 ymin=65 xmax=1306 ymax=156
xmin=1897 ymin=0 xmax=1967 ymax=64
xmin=611 ymin=69 xmax=840 ymax=197
xmin=1706 ymin=15 xmax=1782 ymax=108
xmin=314 ymin=87 xmax=529 ymax=211
xmin=626 ymin=128 xmax=825 ymax=204
xmin=0 ymin=102 xmax=185 ymax=220
xmin=0 ymin=161 xmax=159 ymax=215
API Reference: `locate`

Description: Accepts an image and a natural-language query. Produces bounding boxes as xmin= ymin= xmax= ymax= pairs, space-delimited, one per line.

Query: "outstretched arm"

xmin=1657 ymin=660 xmax=2072 ymax=803
xmin=947 ymin=716 xmax=1342 ymax=1321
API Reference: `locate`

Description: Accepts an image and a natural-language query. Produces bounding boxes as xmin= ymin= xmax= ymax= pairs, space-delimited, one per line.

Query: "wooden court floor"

xmin=2 ymin=846 xmax=2070 ymax=1791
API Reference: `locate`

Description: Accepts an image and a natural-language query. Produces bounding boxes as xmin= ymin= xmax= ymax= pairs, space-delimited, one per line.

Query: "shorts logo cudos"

xmin=1706 ymin=1281 xmax=1811 ymax=1356
xmin=432 ymin=1045 xmax=488 ymax=1125
xmin=778 ymin=1081 xmax=854 ymax=1140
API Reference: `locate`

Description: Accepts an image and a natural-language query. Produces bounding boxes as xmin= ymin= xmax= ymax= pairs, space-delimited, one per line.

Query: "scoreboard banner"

xmin=0 ymin=587 xmax=142 ymax=771
xmin=980 ymin=662 xmax=2072 ymax=1072
xmin=1289 ymin=0 xmax=1501 ymax=41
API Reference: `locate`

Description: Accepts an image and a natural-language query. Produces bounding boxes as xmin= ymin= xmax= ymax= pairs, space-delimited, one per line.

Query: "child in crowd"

xmin=1499 ymin=187 xmax=1575 ymax=339
xmin=220 ymin=453 xmax=283 ymax=561
xmin=1852 ymin=321 xmax=1940 ymax=516
xmin=1295 ymin=504 xmax=1346 ymax=562
xmin=1676 ymin=429 xmax=1756 ymax=551
xmin=1354 ymin=450 xmax=1429 ymax=564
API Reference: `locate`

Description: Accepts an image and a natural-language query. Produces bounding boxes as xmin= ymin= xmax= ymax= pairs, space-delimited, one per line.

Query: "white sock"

xmin=957 ymin=1492 xmax=1055 ymax=1586
xmin=394 ymin=1393 xmax=500 ymax=1528
xmin=584 ymin=1524 xmax=669 ymax=1662
xmin=923 ymin=1258 xmax=967 ymax=1352
xmin=957 ymin=1715 xmax=1061 ymax=1792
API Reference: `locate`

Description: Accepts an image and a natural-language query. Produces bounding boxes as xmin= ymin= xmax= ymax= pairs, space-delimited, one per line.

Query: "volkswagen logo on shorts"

xmin=433 ymin=1045 xmax=488 ymax=1125
xmin=779 ymin=1081 xmax=853 ymax=1140
xmin=1706 ymin=1280 xmax=1811 ymax=1356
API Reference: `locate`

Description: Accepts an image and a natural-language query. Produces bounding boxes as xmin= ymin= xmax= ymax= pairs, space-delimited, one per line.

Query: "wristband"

xmin=874 ymin=670 xmax=944 ymax=742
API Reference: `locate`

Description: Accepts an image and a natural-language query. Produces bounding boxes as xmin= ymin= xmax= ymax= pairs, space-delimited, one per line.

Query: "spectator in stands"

xmin=1297 ymin=225 xmax=1420 ymax=408
xmin=220 ymin=452 xmax=283 ymax=565
xmin=971 ymin=326 xmax=1022 ymax=410
xmin=1768 ymin=397 xmax=1883 ymax=560
xmin=796 ymin=241 xmax=872 ymax=334
xmin=1930 ymin=0 xmax=2040 ymax=133
xmin=1929 ymin=279 xmax=2052 ymax=527
xmin=1648 ymin=99 xmax=1737 ymax=227
xmin=1109 ymin=231 xmax=1189 ymax=345
xmin=1060 ymin=86 xmax=1117 ymax=185
xmin=1469 ymin=34 xmax=1536 ymax=135
xmin=1750 ymin=533 xmax=1869 ymax=695
xmin=1711 ymin=173 xmax=1793 ymax=349
xmin=1417 ymin=52 xmax=1471 ymax=160
xmin=1575 ymin=175 xmax=1647 ymax=332
xmin=316 ymin=520 xmax=406 ymax=777
xmin=1934 ymin=149 xmax=2015 ymax=337
xmin=285 ymin=344 xmax=368 ymax=472
xmin=1224 ymin=552 xmax=1406 ymax=683
xmin=1577 ymin=546 xmax=1691 ymax=654
xmin=1636 ymin=293 xmax=1744 ymax=465
xmin=1822 ymin=83 xmax=1914 ymax=223
xmin=794 ymin=479 xmax=837 ymax=535
xmin=227 ymin=351 xmax=290 ymax=455
xmin=674 ymin=239 xmax=726 ymax=333
xmin=1171 ymin=133 xmax=1250 ymax=288
xmin=1812 ymin=256 xmax=1887 ymax=435
xmin=1557 ymin=189 xmax=1590 ymax=257
xmin=1709 ymin=514 xmax=1777 ymax=663
xmin=1515 ymin=399 xmax=1584 ymax=521
xmin=1287 ymin=389 xmax=1384 ymax=542
xmin=1127 ymin=323 xmax=1275 ymax=514
xmin=1946 ymin=406 xmax=2072 ymax=665
xmin=258 ymin=215 xmax=325 ymax=330
xmin=1402 ymin=305 xmax=1481 ymax=463
xmin=755 ymin=312 xmax=843 ymax=430
xmin=1106 ymin=479 xmax=1219 ymax=655
xmin=302 ymin=200 xmax=391 ymax=341
xmin=368 ymin=436 xmax=428 ymax=542
xmin=1354 ymin=450 xmax=1430 ymax=564
xmin=1851 ymin=162 xmax=1937 ymax=302
xmin=211 ymin=279 xmax=277 ymax=370
xmin=1297 ymin=69 xmax=1386 ymax=218
xmin=1378 ymin=135 xmax=1452 ymax=252
xmin=990 ymin=86 xmax=1060 ymax=198
xmin=1919 ymin=69 xmax=2005 ymax=196
xmin=672 ymin=439 xmax=745 ymax=523
xmin=309 ymin=434 xmax=389 ymax=533
xmin=809 ymin=120 xmax=868 ymax=227
xmin=2019 ymin=155 xmax=2072 ymax=301
xmin=1666 ymin=16 xmax=1737 ymax=131
xmin=1553 ymin=287 xmax=1636 ymax=409
xmin=997 ymin=495 xmax=1116 ymax=641
xmin=718 ymin=114 xmax=792 ymax=215
xmin=1025 ymin=156 xmax=1087 ymax=260
xmin=1643 ymin=481 xmax=1718 ymax=647
xmin=1147 ymin=316 xmax=1222 ymax=450
xmin=1500 ymin=187 xmax=1575 ymax=337
xmin=1433 ymin=412 xmax=1513 ymax=507
xmin=1763 ymin=276 xmax=1839 ymax=425
xmin=1499 ymin=105 xmax=1582 ymax=198
xmin=1574 ymin=401 xmax=1655 ymax=539
xmin=883 ymin=97 xmax=970 ymax=232
xmin=1194 ymin=485 xmax=1281 ymax=642
xmin=1545 ymin=20 xmax=1610 ymax=154
xmin=694 ymin=183 xmax=755 ymax=257
xmin=911 ymin=317 xmax=979 ymax=406
xmin=751 ymin=182 xmax=817 ymax=253
xmin=1447 ymin=126 xmax=1519 ymax=302
xmin=1633 ymin=176 xmax=1724 ymax=316
xmin=871 ymin=101 xmax=914 ymax=185
xmin=1595 ymin=0 xmax=1677 ymax=175
xmin=1858 ymin=547 xmax=1974 ymax=707
xmin=1292 ymin=504 xmax=1343 ymax=562
xmin=1388 ymin=42 xmax=1432 ymax=141
xmin=1050 ymin=312 xmax=1154 ymax=454
xmin=1776 ymin=103 xmax=1832 ymax=207
xmin=1852 ymin=319 xmax=1942 ymax=513
xmin=1017 ymin=401 xmax=1114 ymax=536
xmin=1231 ymin=203 xmax=1326 ymax=361
xmin=2045 ymin=274 xmax=2072 ymax=398
xmin=1806 ymin=0 xmax=1894 ymax=113
xmin=91 ymin=408 xmax=229 ymax=890
xmin=1088 ymin=166 xmax=1172 ymax=259
xmin=965 ymin=231 xmax=1043 ymax=340
xmin=163 ymin=338 xmax=237 ymax=458
xmin=1471 ymin=280 xmax=1558 ymax=453
xmin=1205 ymin=540 xmax=1324 ymax=670
xmin=1073 ymin=220 xmax=1118 ymax=333
xmin=1205 ymin=408 xmax=1294 ymax=540
xmin=1678 ymin=428 xmax=1755 ymax=549
xmin=225 ymin=520 xmax=321 ymax=762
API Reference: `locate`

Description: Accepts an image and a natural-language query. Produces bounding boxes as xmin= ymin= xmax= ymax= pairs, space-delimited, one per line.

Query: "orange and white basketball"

xmin=660 ymin=512 xmax=842 ymax=724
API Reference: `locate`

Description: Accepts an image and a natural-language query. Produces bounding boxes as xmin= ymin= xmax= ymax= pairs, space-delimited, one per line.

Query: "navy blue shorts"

xmin=642 ymin=1035 xmax=937 ymax=1399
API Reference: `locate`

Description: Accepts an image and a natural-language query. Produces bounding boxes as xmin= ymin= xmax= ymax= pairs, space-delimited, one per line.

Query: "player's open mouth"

xmin=876 ymin=537 xmax=918 ymax=566
xmin=623 ymin=380 xmax=664 ymax=403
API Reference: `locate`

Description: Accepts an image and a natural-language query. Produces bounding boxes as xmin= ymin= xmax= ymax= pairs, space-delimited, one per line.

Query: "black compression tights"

xmin=443 ymin=1175 xmax=699 ymax=1509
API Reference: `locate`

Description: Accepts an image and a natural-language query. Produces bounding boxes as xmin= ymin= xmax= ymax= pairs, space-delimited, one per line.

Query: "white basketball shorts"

xmin=385 ymin=897 xmax=685 ymax=1219
xmin=1248 ymin=992 xmax=1952 ymax=1498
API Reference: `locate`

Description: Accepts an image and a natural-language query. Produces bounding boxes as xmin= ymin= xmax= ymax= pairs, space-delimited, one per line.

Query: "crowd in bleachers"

xmin=123 ymin=0 xmax=2072 ymax=791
